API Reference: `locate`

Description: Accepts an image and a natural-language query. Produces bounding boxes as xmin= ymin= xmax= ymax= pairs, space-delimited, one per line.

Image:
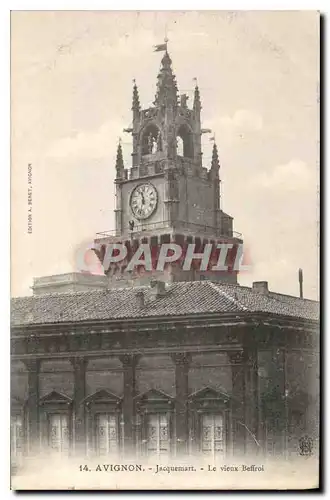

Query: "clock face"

xmin=130 ymin=183 xmax=158 ymax=220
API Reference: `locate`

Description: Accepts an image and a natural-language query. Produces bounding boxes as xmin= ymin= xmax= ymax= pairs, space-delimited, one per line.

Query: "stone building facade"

xmin=11 ymin=280 xmax=319 ymax=461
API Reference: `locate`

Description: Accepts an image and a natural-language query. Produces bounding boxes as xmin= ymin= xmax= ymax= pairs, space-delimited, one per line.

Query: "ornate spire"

xmin=154 ymin=51 xmax=178 ymax=107
xmin=132 ymin=79 xmax=140 ymax=114
xmin=193 ymin=80 xmax=201 ymax=112
xmin=115 ymin=139 xmax=124 ymax=176
xmin=211 ymin=142 xmax=220 ymax=174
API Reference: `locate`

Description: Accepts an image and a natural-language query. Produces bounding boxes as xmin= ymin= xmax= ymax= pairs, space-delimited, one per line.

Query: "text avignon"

xmin=95 ymin=464 xmax=143 ymax=472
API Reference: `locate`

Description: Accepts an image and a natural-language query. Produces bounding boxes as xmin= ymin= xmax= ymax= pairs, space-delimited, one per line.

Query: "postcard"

xmin=10 ymin=10 xmax=320 ymax=490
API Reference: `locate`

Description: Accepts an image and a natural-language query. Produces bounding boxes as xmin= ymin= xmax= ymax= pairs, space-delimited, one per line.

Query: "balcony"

xmin=95 ymin=220 xmax=242 ymax=241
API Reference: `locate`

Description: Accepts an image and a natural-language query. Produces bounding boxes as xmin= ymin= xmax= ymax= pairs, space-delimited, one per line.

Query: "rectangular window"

xmin=96 ymin=413 xmax=119 ymax=455
xmin=146 ymin=413 xmax=170 ymax=457
xmin=201 ymin=413 xmax=224 ymax=458
xmin=48 ymin=414 xmax=70 ymax=454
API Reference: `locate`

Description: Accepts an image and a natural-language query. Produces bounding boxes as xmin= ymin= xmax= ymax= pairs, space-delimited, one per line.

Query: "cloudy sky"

xmin=11 ymin=10 xmax=319 ymax=299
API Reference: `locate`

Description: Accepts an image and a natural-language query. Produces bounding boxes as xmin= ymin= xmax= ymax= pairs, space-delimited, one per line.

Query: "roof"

xmin=10 ymin=281 xmax=319 ymax=327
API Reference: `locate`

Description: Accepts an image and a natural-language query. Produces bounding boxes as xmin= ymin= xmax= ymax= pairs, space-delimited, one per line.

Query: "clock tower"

xmin=95 ymin=48 xmax=243 ymax=286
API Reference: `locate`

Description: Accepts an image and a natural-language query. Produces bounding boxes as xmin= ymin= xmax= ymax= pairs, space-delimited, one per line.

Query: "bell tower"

xmin=95 ymin=46 xmax=243 ymax=286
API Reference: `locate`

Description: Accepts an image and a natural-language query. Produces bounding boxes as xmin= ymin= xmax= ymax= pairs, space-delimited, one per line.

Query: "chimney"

xmin=149 ymin=279 xmax=167 ymax=298
xmin=252 ymin=281 xmax=269 ymax=295
xmin=136 ymin=290 xmax=145 ymax=308
xmin=299 ymin=268 xmax=304 ymax=299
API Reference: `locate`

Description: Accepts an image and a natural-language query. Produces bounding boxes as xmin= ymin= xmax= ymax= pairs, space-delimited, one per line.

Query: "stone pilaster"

xmin=119 ymin=354 xmax=140 ymax=456
xmin=70 ymin=356 xmax=87 ymax=456
xmin=274 ymin=348 xmax=288 ymax=457
xmin=243 ymin=347 xmax=259 ymax=455
xmin=228 ymin=350 xmax=245 ymax=456
xmin=171 ymin=352 xmax=192 ymax=456
xmin=229 ymin=347 xmax=260 ymax=457
xmin=23 ymin=358 xmax=40 ymax=454
xmin=114 ymin=181 xmax=123 ymax=235
xmin=164 ymin=168 xmax=179 ymax=224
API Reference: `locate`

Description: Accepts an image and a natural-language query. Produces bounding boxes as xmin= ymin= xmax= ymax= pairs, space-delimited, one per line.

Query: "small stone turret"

xmin=193 ymin=82 xmax=201 ymax=114
xmin=132 ymin=79 xmax=140 ymax=117
xmin=210 ymin=142 xmax=220 ymax=177
xmin=115 ymin=140 xmax=124 ymax=179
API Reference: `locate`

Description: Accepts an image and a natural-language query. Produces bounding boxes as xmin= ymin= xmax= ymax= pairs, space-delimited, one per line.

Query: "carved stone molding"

xmin=244 ymin=348 xmax=258 ymax=369
xmin=22 ymin=358 xmax=40 ymax=373
xmin=228 ymin=350 xmax=244 ymax=365
xmin=171 ymin=352 xmax=192 ymax=367
xmin=69 ymin=355 xmax=88 ymax=371
xmin=119 ymin=353 xmax=141 ymax=368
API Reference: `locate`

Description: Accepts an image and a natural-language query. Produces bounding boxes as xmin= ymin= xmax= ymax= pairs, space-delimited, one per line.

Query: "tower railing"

xmin=95 ymin=220 xmax=242 ymax=240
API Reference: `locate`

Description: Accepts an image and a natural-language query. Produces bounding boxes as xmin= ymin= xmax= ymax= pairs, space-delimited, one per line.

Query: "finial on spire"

xmin=154 ymin=42 xmax=167 ymax=53
xmin=154 ymin=42 xmax=178 ymax=107
xmin=154 ymin=34 xmax=169 ymax=53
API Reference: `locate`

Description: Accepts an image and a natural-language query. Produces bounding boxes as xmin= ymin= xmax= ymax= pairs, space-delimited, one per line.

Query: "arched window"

xmin=142 ymin=124 xmax=162 ymax=155
xmin=176 ymin=124 xmax=194 ymax=159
